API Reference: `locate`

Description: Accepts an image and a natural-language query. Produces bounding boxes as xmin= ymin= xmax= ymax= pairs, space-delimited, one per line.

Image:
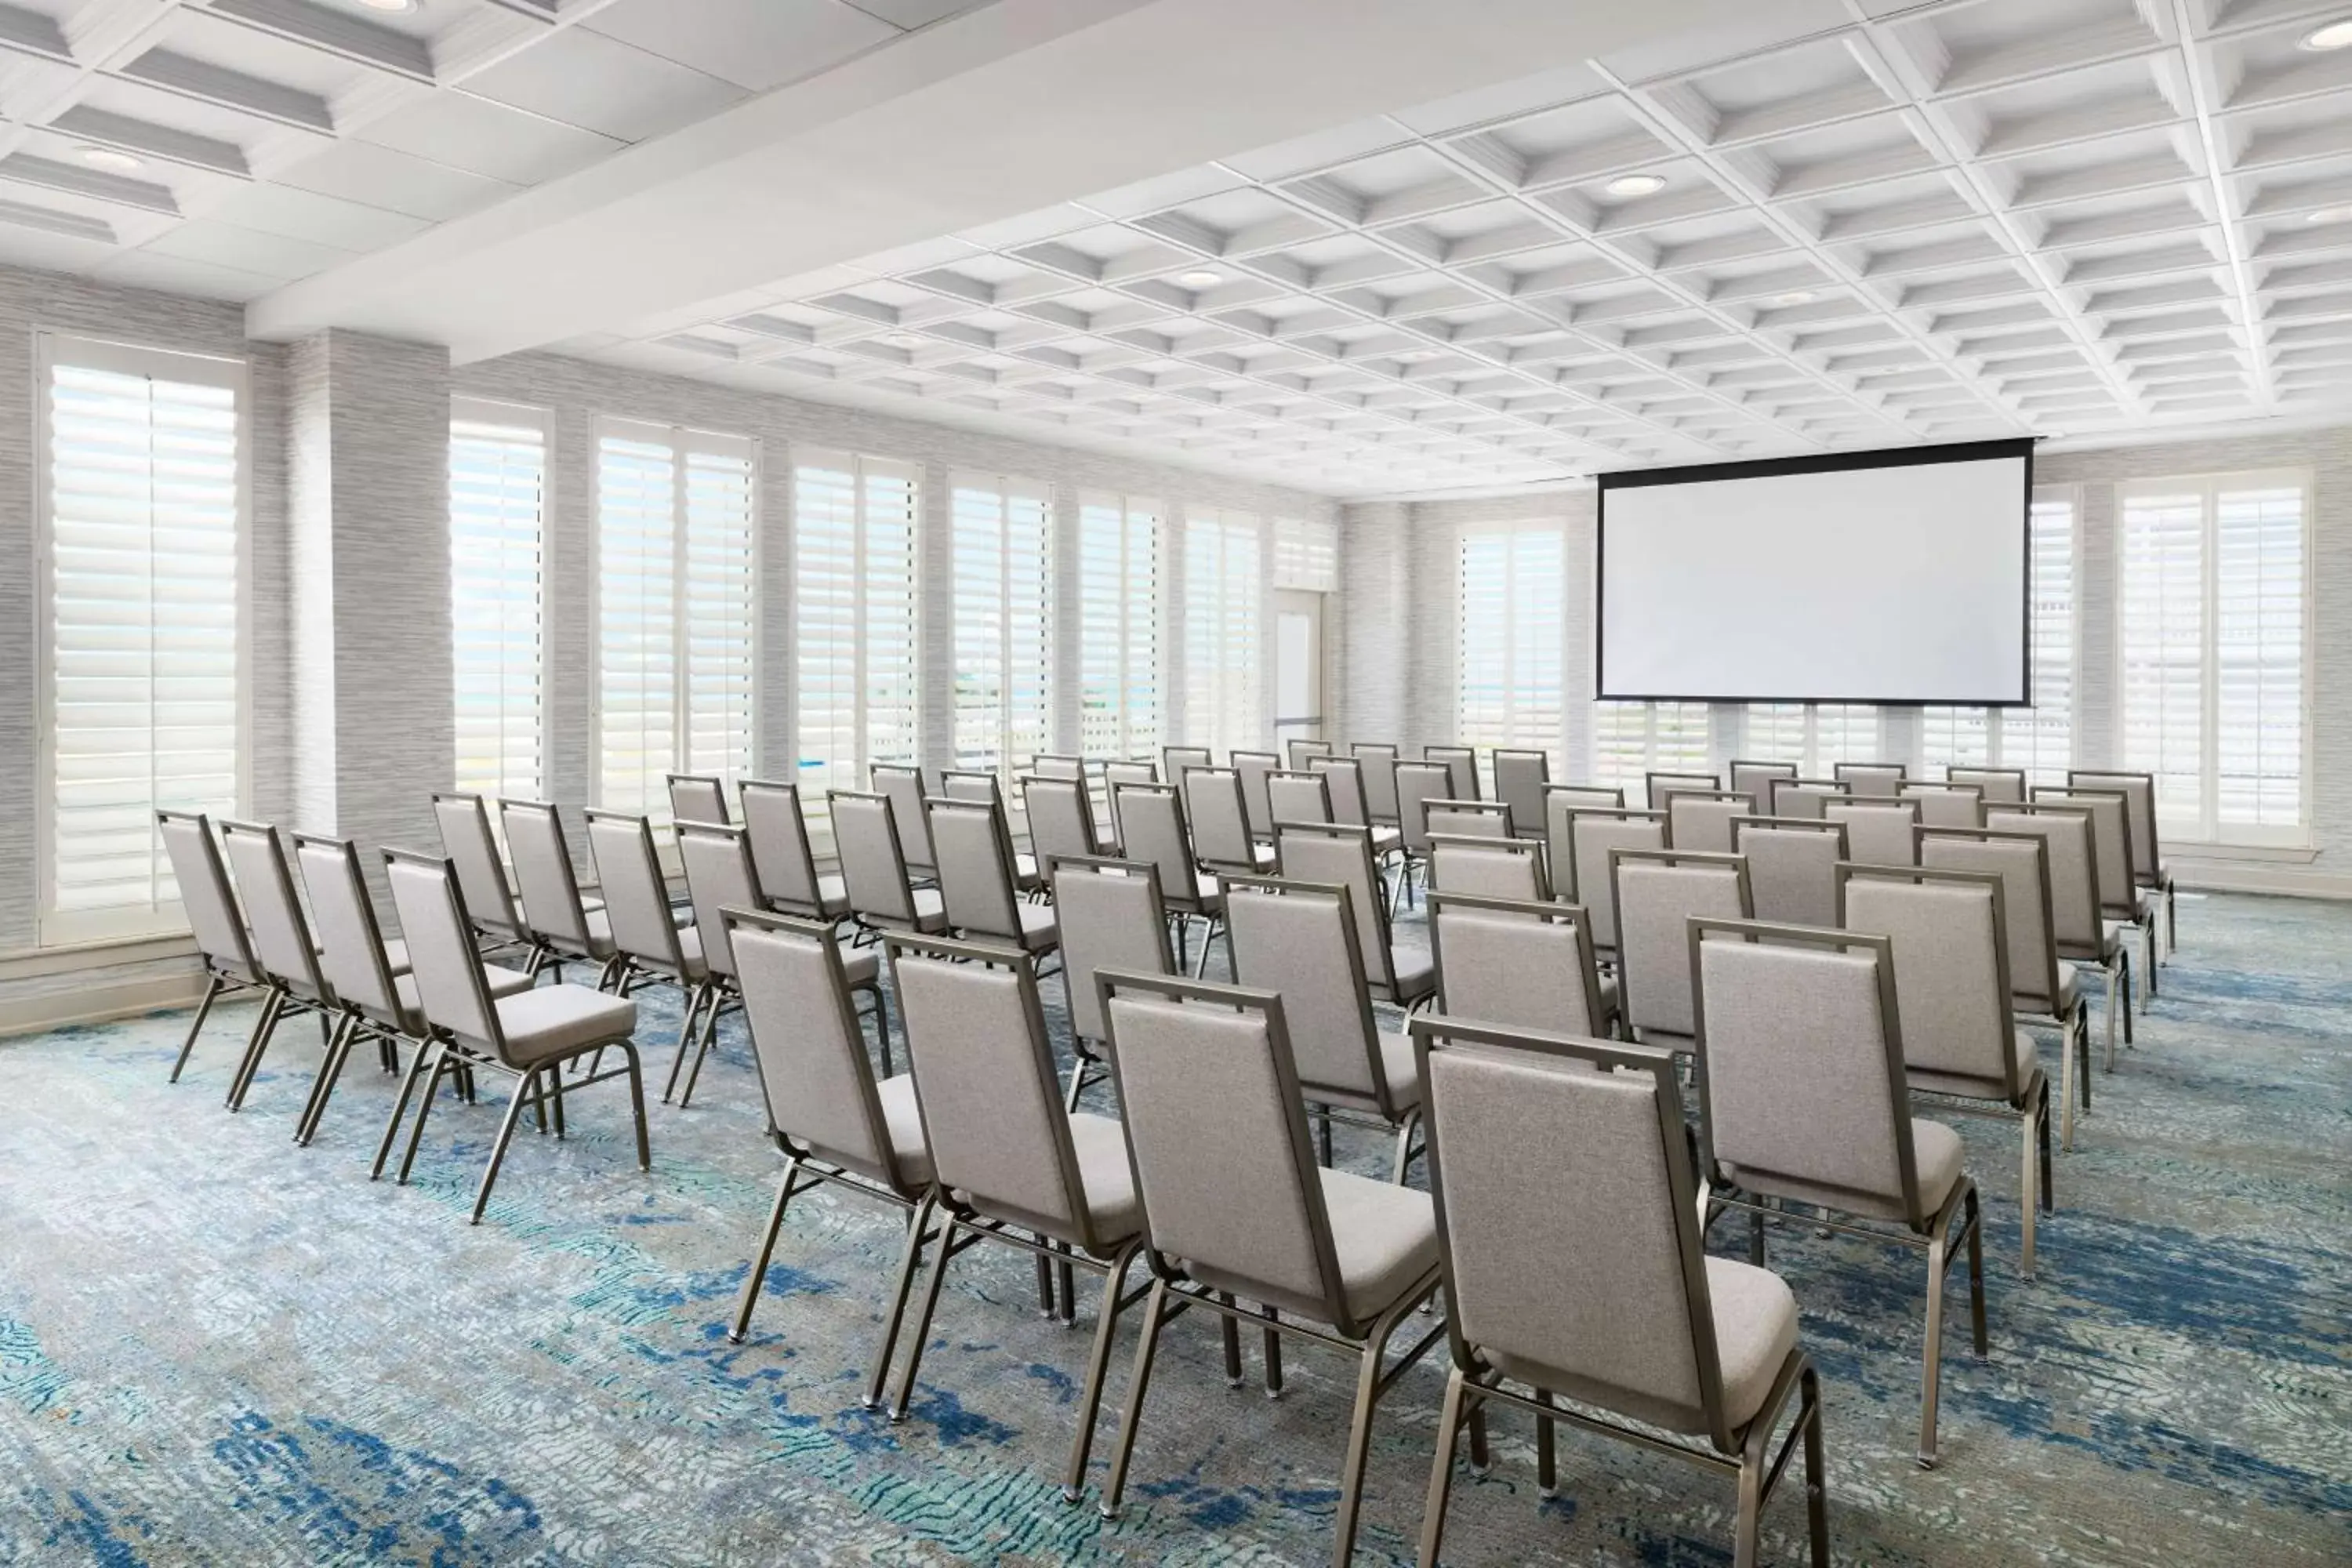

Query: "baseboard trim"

xmin=2172 ymin=861 xmax=2352 ymax=899
xmin=0 ymin=971 xmax=213 ymax=1040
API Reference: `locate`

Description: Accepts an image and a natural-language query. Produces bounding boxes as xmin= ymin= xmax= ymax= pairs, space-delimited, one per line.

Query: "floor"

xmin=1 ymin=892 xmax=2347 ymax=1566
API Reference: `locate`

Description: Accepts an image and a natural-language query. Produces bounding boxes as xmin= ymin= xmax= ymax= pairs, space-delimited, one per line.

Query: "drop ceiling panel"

xmin=462 ymin=26 xmax=746 ymax=143
xmin=583 ymin=0 xmax=900 ymax=93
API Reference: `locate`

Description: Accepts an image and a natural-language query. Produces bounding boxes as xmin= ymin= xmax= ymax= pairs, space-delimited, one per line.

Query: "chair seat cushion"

xmin=492 ymin=984 xmax=637 ymax=1066
xmin=1725 ymin=1117 xmax=1965 ymax=1226
xmin=874 ymin=1073 xmax=935 ymax=1188
xmin=1703 ymin=1256 xmax=1802 ymax=1430
xmin=675 ymin=924 xmax=709 ymax=980
xmin=1370 ymin=826 xmax=1403 ymax=855
xmin=392 ymin=962 xmax=534 ymax=1033
xmin=1383 ymin=949 xmax=1436 ymax=1007
xmin=1597 ymin=971 xmax=1622 ymax=1026
xmin=1067 ymin=1111 xmax=1142 ymax=1243
xmin=1014 ymin=900 xmax=1059 ymax=952
xmin=843 ymin=946 xmax=881 ymax=988
xmin=1907 ymin=1029 xmax=2038 ymax=1104
xmin=1320 ymin=1167 xmax=1439 ymax=1320
xmin=380 ymin=937 xmax=409 ymax=976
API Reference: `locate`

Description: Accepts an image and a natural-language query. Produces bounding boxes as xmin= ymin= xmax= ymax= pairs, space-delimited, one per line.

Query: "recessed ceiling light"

xmin=77 ymin=145 xmax=142 ymax=173
xmin=2296 ymin=17 xmax=2352 ymax=49
xmin=882 ymin=332 xmax=920 ymax=347
xmin=353 ymin=0 xmax=418 ymax=12
xmin=2305 ymin=204 xmax=2352 ymax=223
xmin=1395 ymin=348 xmax=1437 ymax=361
xmin=1606 ymin=172 xmax=1666 ymax=198
xmin=1177 ymin=268 xmax=1224 ymax=289
xmin=1769 ymin=290 xmax=1817 ymax=307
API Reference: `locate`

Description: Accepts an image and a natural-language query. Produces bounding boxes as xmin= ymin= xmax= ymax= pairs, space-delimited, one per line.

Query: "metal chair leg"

xmin=678 ymin=993 xmax=724 ymax=1109
xmin=891 ymin=1215 xmax=962 ymax=1423
xmin=2019 ymin=1103 xmax=2038 ymax=1281
xmin=663 ymin=982 xmax=708 ymax=1104
xmin=395 ymin=1044 xmax=454 ymax=1186
xmin=1919 ymin=1224 xmax=1947 ymax=1470
xmin=1535 ymin=1388 xmax=1557 ymax=1494
xmin=1416 ymin=1367 xmax=1470 ymax=1566
xmin=294 ymin=1012 xmax=361 ymax=1146
xmin=1098 ymin=1276 xmax=1171 ymax=1521
xmin=1801 ymin=1363 xmax=1831 ymax=1566
xmin=225 ymin=988 xmax=288 ymax=1111
xmin=1331 ymin=1293 xmax=1417 ymax=1568
xmin=1261 ymin=1305 xmax=1283 ymax=1397
xmin=1389 ymin=1109 xmax=1421 ymax=1185
xmin=469 ymin=1069 xmax=539 ymax=1224
xmin=1218 ymin=1293 xmax=1243 ymax=1385
xmin=622 ymin=1044 xmax=652 ymax=1171
xmin=1060 ymin=1240 xmax=1143 ymax=1504
xmin=728 ymin=1158 xmax=804 ymax=1344
xmin=864 ymin=1196 xmax=938 ymax=1410
xmin=371 ymin=1033 xmax=436 ymax=1181
xmin=169 ymin=973 xmax=226 ymax=1083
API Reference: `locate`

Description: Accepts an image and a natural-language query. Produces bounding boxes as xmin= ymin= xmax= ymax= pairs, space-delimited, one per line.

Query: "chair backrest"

xmin=927 ymin=797 xmax=1029 ymax=943
xmin=1918 ymin=827 xmax=2063 ymax=1017
xmin=1232 ymin=750 xmax=1279 ymax=840
xmin=1425 ymin=745 xmax=1479 ymax=801
xmin=1987 ymin=803 xmax=2100 ymax=952
xmin=1182 ymin=766 xmax=1260 ymax=873
xmin=1824 ymin=797 xmax=1921 ymax=867
xmin=220 ymin=820 xmax=326 ymax=999
xmin=666 ymin=773 xmax=730 ymax=826
xmin=1286 ymin=738 xmax=1333 ymax=770
xmin=585 ymin=810 xmax=691 ymax=974
xmin=1833 ymin=761 xmax=1907 ymax=794
xmin=1541 ymin=786 xmax=1624 ymax=900
xmin=1612 ymin=849 xmax=1752 ymax=1040
xmin=382 ymin=849 xmax=506 ymax=1059
xmin=1051 ymin=856 xmax=1174 ymax=1043
xmin=156 ymin=811 xmax=255 ymax=976
xmin=1413 ymin=1018 xmax=1740 ymax=1447
xmin=1490 ymin=749 xmax=1551 ymax=837
xmin=1030 ymin=753 xmax=1085 ymax=780
xmin=1839 ymin=864 xmax=2020 ymax=1100
xmin=1396 ymin=763 xmax=1454 ymax=853
xmin=1273 ymin=822 xmax=1396 ymax=990
xmin=1727 ymin=760 xmax=1798 ymax=809
xmin=1428 ymin=893 xmax=1606 ymax=1039
xmin=2034 ymin=786 xmax=2136 ymax=919
xmin=677 ymin=822 xmax=764 ymax=979
xmin=1162 ymin=746 xmax=1212 ymax=779
xmin=432 ymin=792 xmax=524 ymax=938
xmin=940 ymin=769 xmax=1003 ymax=807
xmin=1692 ymin=920 xmax=1929 ymax=1228
xmin=829 ymin=789 xmax=924 ymax=927
xmin=1224 ymin=877 xmax=1395 ymax=1116
xmin=499 ymin=798 xmax=594 ymax=949
xmin=1113 ymin=782 xmax=1206 ymax=907
xmin=1731 ymin=817 xmax=1849 ymax=929
xmin=731 ymin=909 xmax=918 ymax=1195
xmin=293 ymin=833 xmax=405 ymax=1023
xmin=888 ymin=935 xmax=1113 ymax=1250
xmin=2068 ymin=769 xmax=2160 ymax=886
xmin=1428 ymin=833 xmax=1548 ymax=901
xmin=1266 ymin=769 xmax=1333 ymax=829
xmin=1098 ymin=974 xmax=1357 ymax=1331
xmin=1665 ymin=789 xmax=1753 ymax=854
xmin=1351 ymin=742 xmax=1402 ymax=823
xmin=1766 ymin=778 xmax=1848 ymax=820
xmin=1949 ymin=766 xmax=2027 ymax=805
xmin=739 ymin=779 xmax=829 ymax=917
xmin=1899 ymin=782 xmax=1984 ymax=829
xmin=1308 ymin=756 xmax=1372 ymax=827
xmin=1646 ymin=770 xmax=1719 ymax=811
xmin=1424 ymin=797 xmax=1512 ymax=840
xmin=872 ymin=764 xmax=934 ymax=873
xmin=1566 ymin=808 xmax=1668 ymax=949
xmin=1022 ymin=775 xmax=1099 ymax=866
xmin=1101 ymin=760 xmax=1157 ymax=844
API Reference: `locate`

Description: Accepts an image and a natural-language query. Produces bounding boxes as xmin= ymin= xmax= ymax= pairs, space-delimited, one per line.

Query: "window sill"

xmin=0 ymin=931 xmax=198 ymax=980
xmin=2163 ymin=840 xmax=2318 ymax=864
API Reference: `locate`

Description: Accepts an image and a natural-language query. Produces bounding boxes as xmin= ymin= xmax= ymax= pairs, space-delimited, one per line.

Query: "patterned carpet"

xmin=2 ymin=892 xmax=2347 ymax=1566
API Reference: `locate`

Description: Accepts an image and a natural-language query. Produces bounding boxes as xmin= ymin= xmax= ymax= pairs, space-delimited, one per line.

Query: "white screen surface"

xmin=1599 ymin=452 xmax=2028 ymax=703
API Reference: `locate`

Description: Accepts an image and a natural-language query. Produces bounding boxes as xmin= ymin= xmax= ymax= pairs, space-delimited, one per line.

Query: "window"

xmin=595 ymin=419 xmax=757 ymax=818
xmin=1921 ymin=492 xmax=2075 ymax=784
xmin=1457 ymin=525 xmax=1563 ymax=768
xmin=1593 ymin=702 xmax=1709 ymax=789
xmin=449 ymin=400 xmax=546 ymax=802
xmin=38 ymin=336 xmax=245 ymax=945
xmin=1738 ymin=702 xmax=1879 ymax=775
xmin=1183 ymin=509 xmax=1261 ymax=753
xmin=952 ymin=475 xmax=1053 ymax=778
xmin=1079 ymin=494 xmax=1161 ymax=758
xmin=796 ymin=450 xmax=920 ymax=811
xmin=1273 ymin=516 xmax=1339 ymax=593
xmin=2121 ymin=474 xmax=2309 ymax=844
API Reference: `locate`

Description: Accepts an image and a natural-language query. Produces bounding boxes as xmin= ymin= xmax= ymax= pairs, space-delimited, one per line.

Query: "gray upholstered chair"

xmin=586 ymin=808 xmax=713 ymax=1094
xmin=1287 ymin=737 xmax=1334 ymax=770
xmin=1566 ymin=807 xmax=1668 ymax=960
xmin=1667 ymin=789 xmax=1755 ymax=854
xmin=1029 ymin=753 xmax=1086 ymax=781
xmin=1161 ymin=744 xmax=1212 ymax=779
xmin=1351 ymin=741 xmax=1403 ymax=826
xmin=218 ymin=819 xmax=344 ymax=1118
xmin=1832 ymin=761 xmax=1907 ymax=795
xmin=156 ymin=810 xmax=271 ymax=1087
xmin=871 ymin=763 xmax=935 ymax=879
xmin=1840 ymin=864 xmax=2054 ymax=1279
xmin=1987 ymin=803 xmax=2130 ymax=1067
xmin=1423 ymin=797 xmax=1511 ymax=841
xmin=939 ymin=768 xmax=1001 ymax=806
xmin=1425 ymin=744 xmax=1479 ymax=802
xmin=1233 ymin=749 xmax=1281 ymax=844
xmin=1824 ymin=797 xmax=1921 ymax=867
xmin=2068 ymin=768 xmax=2172 ymax=959
xmin=1099 ymin=760 xmax=1159 ymax=851
xmin=1728 ymin=759 xmax=1798 ymax=809
xmin=1428 ymin=891 xmax=1617 ymax=1038
xmin=1409 ymin=1016 xmax=1828 ymax=1568
xmin=499 ymin=798 xmax=621 ymax=986
xmin=1024 ymin=775 xmax=1103 ymax=869
xmin=724 ymin=909 xmax=938 ymax=1411
xmin=831 ymin=789 xmax=949 ymax=937
xmin=927 ymin=796 xmax=1059 ymax=961
xmin=1766 ymin=778 xmax=1848 ymax=821
xmin=1184 ymin=765 xmax=1275 ymax=879
xmin=1111 ymin=781 xmax=1225 ymax=977
xmin=2035 ymin=785 xmax=2155 ymax=1000
xmin=1899 ymin=782 xmax=1984 ymax=831
xmin=1646 ymin=769 xmax=1719 ymax=811
xmin=666 ymin=772 xmax=730 ymax=826
xmin=1490 ymin=748 xmax=1550 ymax=839
xmin=1267 ymin=768 xmax=1334 ymax=830
xmin=739 ymin=779 xmax=850 ymax=921
xmin=382 ymin=848 xmax=648 ymax=1225
xmin=1427 ymin=833 xmax=1548 ymax=901
xmin=1274 ymin=822 xmax=1432 ymax=1010
xmin=1051 ymin=856 xmax=1176 ymax=1111
xmin=880 ymin=935 xmax=1150 ymax=1512
xmin=1312 ymin=757 xmax=1406 ymax=888
xmin=1732 ymin=818 xmax=1849 ymax=929
xmin=1947 ymin=766 xmax=2026 ymax=805
xmin=432 ymin=792 xmax=534 ymax=960
xmin=1541 ymin=785 xmax=1625 ymax=902
xmin=1392 ymin=762 xmax=1454 ymax=910
xmin=1092 ymin=971 xmax=1446 ymax=1558
xmin=1225 ymin=876 xmax=1426 ymax=1180
xmin=1690 ymin=917 xmax=1987 ymax=1469
xmin=1611 ymin=848 xmax=1752 ymax=1051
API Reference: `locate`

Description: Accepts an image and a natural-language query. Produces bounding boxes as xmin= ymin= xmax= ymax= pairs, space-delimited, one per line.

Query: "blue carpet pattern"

xmin=1 ymin=892 xmax=2347 ymax=1566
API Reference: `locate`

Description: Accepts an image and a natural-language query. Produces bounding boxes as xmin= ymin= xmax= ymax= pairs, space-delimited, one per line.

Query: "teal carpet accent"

xmin=2 ymin=892 xmax=2347 ymax=1565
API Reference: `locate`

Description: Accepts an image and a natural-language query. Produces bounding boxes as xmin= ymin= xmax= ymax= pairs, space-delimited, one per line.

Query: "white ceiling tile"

xmin=93 ymin=246 xmax=281 ymax=303
xmin=140 ymin=218 xmax=358 ymax=281
xmin=465 ymin=27 xmax=746 ymax=143
xmin=194 ymin=180 xmax=433 ymax=251
xmin=270 ymin=140 xmax=517 ymax=221
xmin=360 ymin=93 xmax=624 ymax=187
xmin=585 ymin=0 xmax=898 ymax=93
xmin=843 ymin=0 xmax=996 ymax=27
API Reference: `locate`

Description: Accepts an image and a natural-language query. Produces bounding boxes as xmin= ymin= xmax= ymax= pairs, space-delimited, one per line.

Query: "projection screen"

xmin=1596 ymin=440 xmax=2034 ymax=705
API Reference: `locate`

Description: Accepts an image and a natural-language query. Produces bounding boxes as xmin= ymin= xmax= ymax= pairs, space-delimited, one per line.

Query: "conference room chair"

xmin=666 ymin=772 xmax=730 ymax=826
xmin=1946 ymin=766 xmax=2027 ymax=805
xmin=1162 ymin=745 xmax=1213 ymax=781
xmin=939 ymin=768 xmax=1002 ymax=806
xmin=1185 ymin=765 xmax=1276 ymax=879
xmin=679 ymin=820 xmax=889 ymax=1106
xmin=1425 ymin=744 xmax=1479 ymax=802
xmin=1225 ymin=876 xmax=1426 ymax=1182
xmin=1839 ymin=864 xmax=2053 ymax=1279
xmin=218 ymin=819 xmax=348 ymax=1119
xmin=499 ymin=798 xmax=622 ymax=987
xmin=1051 ymin=856 xmax=1177 ymax=1112
xmin=1233 ymin=749 xmax=1282 ymax=844
xmin=1824 ymin=797 xmax=1921 ymax=868
xmin=1023 ymin=774 xmax=1105 ymax=870
xmin=880 ymin=934 xmax=1150 ymax=1516
xmin=1728 ymin=759 xmax=1799 ymax=809
xmin=739 ymin=779 xmax=851 ymax=922
xmin=1564 ymin=807 xmax=1668 ymax=963
xmin=872 ymin=763 xmax=936 ymax=880
xmin=1111 ymin=781 xmax=1226 ymax=978
xmin=1392 ymin=762 xmax=1454 ymax=911
xmin=2068 ymin=768 xmax=2173 ymax=959
xmin=830 ymin=789 xmax=950 ymax=938
xmin=1276 ymin=822 xmax=1435 ymax=1011
xmin=1408 ymin=1016 xmax=1827 ymax=1568
xmin=1665 ymin=788 xmax=1755 ymax=854
xmin=723 ymin=909 xmax=937 ymax=1412
xmin=1092 ymin=971 xmax=1446 ymax=1562
xmin=1490 ymin=748 xmax=1550 ymax=839
xmin=1898 ymin=782 xmax=1984 ymax=830
xmin=1833 ymin=761 xmax=1908 ymax=795
xmin=1918 ymin=826 xmax=2092 ymax=1150
xmin=381 ymin=848 xmax=648 ymax=1225
xmin=1689 ymin=919 xmax=1986 ymax=1469
xmin=584 ymin=809 xmax=713 ymax=1098
xmin=1312 ymin=757 xmax=1406 ymax=884
xmin=927 ymin=797 xmax=1060 ymax=964
xmin=1541 ymin=785 xmax=1625 ymax=902
xmin=297 ymin=832 xmax=532 ymax=1152
xmin=1268 ymin=768 xmax=1335 ymax=829
xmin=1646 ymin=769 xmax=1719 ymax=811
xmin=1426 ymin=833 xmax=1548 ymax=901
xmin=157 ymin=810 xmax=273 ymax=1087
xmin=1423 ymin=797 xmax=1511 ymax=842
xmin=1731 ymin=818 xmax=1849 ymax=929
xmin=1426 ymin=891 xmax=1617 ymax=1038
xmin=2034 ymin=785 xmax=2155 ymax=999
xmin=1099 ymin=759 xmax=1160 ymax=851
xmin=939 ymin=778 xmax=1047 ymax=897
xmin=1351 ymin=741 xmax=1403 ymax=827
xmin=1610 ymin=848 xmax=1752 ymax=1052
xmin=1030 ymin=753 xmax=1086 ymax=781
xmin=1287 ymin=737 xmax=1334 ymax=770
xmin=1766 ymin=778 xmax=1849 ymax=820
xmin=432 ymin=792 xmax=536 ymax=962
xmin=1988 ymin=803 xmax=2131 ymax=1066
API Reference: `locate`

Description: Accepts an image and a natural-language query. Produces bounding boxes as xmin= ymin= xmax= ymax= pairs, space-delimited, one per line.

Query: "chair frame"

xmin=1049 ymin=854 xmax=1176 ymax=1111
xmin=1989 ymin=800 xmax=2132 ymax=1064
xmin=1274 ymin=821 xmax=1428 ymax=1008
xmin=1663 ymin=787 xmax=1759 ymax=853
xmin=1607 ymin=846 xmax=1755 ymax=1046
xmin=665 ymin=771 xmax=731 ymax=826
xmin=1561 ymin=804 xmax=1668 ymax=957
xmin=1489 ymin=747 xmax=1552 ymax=838
xmin=1425 ymin=830 xmax=1550 ymax=902
xmin=291 ymin=830 xmax=441 ymax=1149
xmin=1766 ymin=777 xmax=1850 ymax=818
xmin=496 ymin=797 xmax=622 ymax=988
xmin=1425 ymin=744 xmax=1479 ymax=802
xmin=1426 ymin=890 xmax=1613 ymax=1040
xmin=1349 ymin=742 xmax=1403 ymax=826
xmin=157 ymin=810 xmax=274 ymax=1087
xmin=738 ymin=777 xmax=848 ymax=921
xmin=2067 ymin=767 xmax=2174 ymax=960
xmin=2035 ymin=782 xmax=2157 ymax=1003
xmin=1726 ymin=759 xmax=1799 ymax=808
xmin=1645 ymin=769 xmax=1721 ymax=811
xmin=216 ymin=818 xmax=344 ymax=1118
xmin=430 ymin=791 xmax=535 ymax=960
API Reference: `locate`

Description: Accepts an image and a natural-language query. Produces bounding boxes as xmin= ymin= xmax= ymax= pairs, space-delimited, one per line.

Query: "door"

xmin=1273 ymin=590 xmax=1325 ymax=753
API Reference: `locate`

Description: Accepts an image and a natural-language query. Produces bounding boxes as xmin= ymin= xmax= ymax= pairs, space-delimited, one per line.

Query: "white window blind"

xmin=1738 ymin=702 xmax=1878 ymax=775
xmin=1273 ymin=516 xmax=1339 ymax=593
xmin=796 ymin=451 xmax=920 ymax=818
xmin=1080 ymin=494 xmax=1161 ymax=758
xmin=1594 ymin=702 xmax=1709 ymax=788
xmin=450 ymin=399 xmax=545 ymax=803
xmin=1183 ymin=509 xmax=1262 ymax=753
xmin=2121 ymin=474 xmax=2308 ymax=844
xmin=38 ymin=336 xmax=245 ymax=946
xmin=596 ymin=417 xmax=757 ymax=819
xmin=952 ymin=475 xmax=1053 ymax=778
xmin=1457 ymin=525 xmax=1563 ymax=769
xmin=1814 ymin=704 xmax=1880 ymax=768
xmin=1743 ymin=702 xmax=1809 ymax=768
xmin=1922 ymin=492 xmax=2074 ymax=783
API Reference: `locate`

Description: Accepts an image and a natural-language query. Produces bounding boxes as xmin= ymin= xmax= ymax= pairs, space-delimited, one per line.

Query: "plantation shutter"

xmin=1079 ymin=494 xmax=1161 ymax=757
xmin=2118 ymin=485 xmax=2208 ymax=833
xmin=952 ymin=475 xmax=1054 ymax=778
xmin=450 ymin=399 xmax=545 ymax=803
xmin=1183 ymin=510 xmax=1261 ymax=753
xmin=597 ymin=421 xmax=679 ymax=818
xmin=1273 ymin=516 xmax=1338 ymax=592
xmin=1457 ymin=525 xmax=1564 ymax=769
xmin=794 ymin=450 xmax=920 ymax=843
